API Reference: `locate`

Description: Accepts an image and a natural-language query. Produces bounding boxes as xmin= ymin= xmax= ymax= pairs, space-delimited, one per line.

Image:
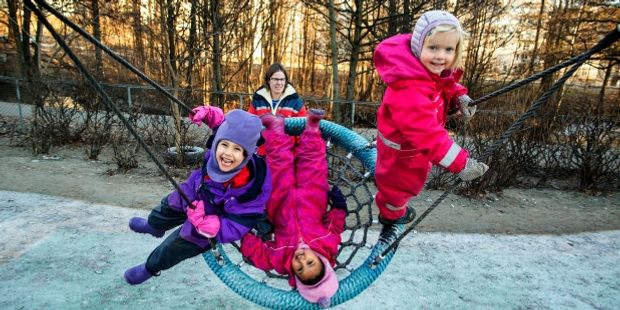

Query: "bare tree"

xmin=132 ymin=0 xmax=146 ymax=71
xmin=328 ymin=0 xmax=340 ymax=119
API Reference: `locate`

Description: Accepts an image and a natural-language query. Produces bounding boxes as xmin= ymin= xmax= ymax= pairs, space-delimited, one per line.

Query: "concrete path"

xmin=0 ymin=190 xmax=618 ymax=309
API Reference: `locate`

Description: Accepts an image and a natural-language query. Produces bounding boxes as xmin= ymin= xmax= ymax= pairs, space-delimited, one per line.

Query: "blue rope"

xmin=203 ymin=119 xmax=398 ymax=308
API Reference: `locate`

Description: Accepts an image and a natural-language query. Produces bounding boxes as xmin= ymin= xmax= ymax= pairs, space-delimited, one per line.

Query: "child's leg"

xmin=147 ymin=197 xmax=187 ymax=230
xmin=129 ymin=197 xmax=185 ymax=238
xmin=295 ymin=110 xmax=328 ymax=194
xmin=145 ymin=227 xmax=209 ymax=274
xmin=375 ymin=143 xmax=430 ymax=221
xmin=262 ymin=117 xmax=295 ymax=219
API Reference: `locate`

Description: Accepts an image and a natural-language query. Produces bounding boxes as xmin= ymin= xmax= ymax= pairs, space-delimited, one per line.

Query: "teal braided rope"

xmin=203 ymin=119 xmax=397 ymax=308
xmin=284 ymin=118 xmax=377 ymax=174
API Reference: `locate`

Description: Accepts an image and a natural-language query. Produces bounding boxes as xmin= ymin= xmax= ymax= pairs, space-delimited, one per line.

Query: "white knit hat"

xmin=410 ymin=10 xmax=463 ymax=57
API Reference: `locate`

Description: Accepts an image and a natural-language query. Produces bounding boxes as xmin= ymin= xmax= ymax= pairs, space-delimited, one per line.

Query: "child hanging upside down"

xmin=240 ymin=109 xmax=347 ymax=308
xmin=124 ymin=108 xmax=271 ymax=285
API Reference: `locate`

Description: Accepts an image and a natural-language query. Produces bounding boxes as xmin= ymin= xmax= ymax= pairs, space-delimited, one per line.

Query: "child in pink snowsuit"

xmin=240 ymin=110 xmax=347 ymax=308
xmin=373 ymin=10 xmax=489 ymax=226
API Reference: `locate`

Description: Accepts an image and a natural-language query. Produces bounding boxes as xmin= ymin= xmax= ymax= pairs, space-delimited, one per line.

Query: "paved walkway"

xmin=0 ymin=190 xmax=618 ymax=309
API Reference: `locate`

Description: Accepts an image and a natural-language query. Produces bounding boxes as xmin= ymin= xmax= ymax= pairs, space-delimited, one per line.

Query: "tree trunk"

xmin=132 ymin=0 xmax=145 ymax=71
xmin=387 ymin=0 xmax=398 ymax=36
xmin=327 ymin=0 xmax=340 ymax=122
xmin=91 ymin=0 xmax=103 ymax=78
xmin=210 ymin=0 xmax=223 ymax=107
xmin=161 ymin=0 xmax=184 ymax=165
xmin=185 ymin=0 xmax=198 ymax=89
xmin=343 ymin=0 xmax=363 ymax=127
xmin=401 ymin=0 xmax=411 ymax=33
xmin=527 ymin=0 xmax=545 ymax=75
xmin=8 ymin=0 xmax=25 ymax=77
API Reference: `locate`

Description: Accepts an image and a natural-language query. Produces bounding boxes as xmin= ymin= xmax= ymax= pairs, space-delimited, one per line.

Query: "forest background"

xmin=1 ymin=0 xmax=619 ymax=194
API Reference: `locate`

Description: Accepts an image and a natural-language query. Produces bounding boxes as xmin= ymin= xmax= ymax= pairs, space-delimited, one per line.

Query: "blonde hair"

xmin=424 ymin=24 xmax=468 ymax=69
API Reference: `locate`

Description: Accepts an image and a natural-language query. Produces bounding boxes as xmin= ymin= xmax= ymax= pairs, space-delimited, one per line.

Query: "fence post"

xmin=14 ymin=78 xmax=25 ymax=130
xmin=127 ymin=86 xmax=132 ymax=110
xmin=351 ymin=100 xmax=356 ymax=127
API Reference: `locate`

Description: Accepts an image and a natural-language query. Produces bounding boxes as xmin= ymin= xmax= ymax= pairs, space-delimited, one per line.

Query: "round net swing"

xmin=202 ymin=117 xmax=404 ymax=309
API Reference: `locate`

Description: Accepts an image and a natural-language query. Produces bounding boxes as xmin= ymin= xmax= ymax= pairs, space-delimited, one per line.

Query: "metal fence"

xmin=0 ymin=75 xmax=380 ymax=128
xmin=1 ymin=75 xmax=618 ymax=190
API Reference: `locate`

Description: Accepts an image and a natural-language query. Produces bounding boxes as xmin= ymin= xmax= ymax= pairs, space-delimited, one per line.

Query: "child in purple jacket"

xmin=124 ymin=108 xmax=272 ymax=285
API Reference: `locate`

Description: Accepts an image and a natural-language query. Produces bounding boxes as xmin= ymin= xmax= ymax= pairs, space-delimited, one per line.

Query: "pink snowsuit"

xmin=240 ymin=129 xmax=346 ymax=287
xmin=373 ymin=33 xmax=470 ymax=220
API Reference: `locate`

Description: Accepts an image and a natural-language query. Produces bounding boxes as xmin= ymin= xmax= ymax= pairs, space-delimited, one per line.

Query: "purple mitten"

xmin=189 ymin=105 xmax=225 ymax=129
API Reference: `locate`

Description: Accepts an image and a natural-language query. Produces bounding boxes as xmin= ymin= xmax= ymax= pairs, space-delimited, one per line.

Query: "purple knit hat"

xmin=206 ymin=109 xmax=262 ymax=182
xmin=410 ymin=10 xmax=463 ymax=57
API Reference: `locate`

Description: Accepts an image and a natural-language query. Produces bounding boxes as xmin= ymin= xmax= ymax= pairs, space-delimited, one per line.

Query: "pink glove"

xmin=188 ymin=105 xmax=224 ymax=129
xmin=195 ymin=215 xmax=220 ymax=238
xmin=186 ymin=201 xmax=221 ymax=238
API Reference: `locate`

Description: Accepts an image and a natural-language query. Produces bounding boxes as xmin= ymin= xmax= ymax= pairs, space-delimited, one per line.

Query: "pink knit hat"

xmin=295 ymin=253 xmax=339 ymax=307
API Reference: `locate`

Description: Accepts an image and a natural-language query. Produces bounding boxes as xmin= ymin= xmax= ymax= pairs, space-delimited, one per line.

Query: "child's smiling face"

xmin=292 ymin=247 xmax=323 ymax=282
xmin=215 ymin=139 xmax=245 ymax=172
xmin=419 ymin=30 xmax=459 ymax=75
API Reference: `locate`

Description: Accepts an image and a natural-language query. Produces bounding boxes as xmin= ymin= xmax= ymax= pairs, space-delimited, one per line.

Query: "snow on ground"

xmin=1 ymin=191 xmax=619 ymax=309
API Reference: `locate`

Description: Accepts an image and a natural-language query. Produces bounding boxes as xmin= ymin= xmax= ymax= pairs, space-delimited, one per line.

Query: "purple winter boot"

xmin=260 ymin=114 xmax=285 ymax=133
xmin=306 ymin=109 xmax=325 ymax=132
xmin=128 ymin=217 xmax=165 ymax=238
xmin=124 ymin=264 xmax=155 ymax=285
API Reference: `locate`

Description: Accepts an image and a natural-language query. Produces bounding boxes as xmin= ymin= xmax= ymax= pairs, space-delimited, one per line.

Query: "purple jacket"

xmin=166 ymin=152 xmax=272 ymax=247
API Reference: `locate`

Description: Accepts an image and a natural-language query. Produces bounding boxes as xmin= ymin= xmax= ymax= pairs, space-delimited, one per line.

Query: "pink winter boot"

xmin=306 ymin=109 xmax=325 ymax=132
xmin=260 ymin=114 xmax=285 ymax=133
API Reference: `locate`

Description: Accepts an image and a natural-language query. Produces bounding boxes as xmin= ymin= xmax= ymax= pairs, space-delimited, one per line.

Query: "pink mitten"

xmin=186 ymin=200 xmax=206 ymax=226
xmin=189 ymin=105 xmax=225 ymax=129
xmin=194 ymin=215 xmax=221 ymax=238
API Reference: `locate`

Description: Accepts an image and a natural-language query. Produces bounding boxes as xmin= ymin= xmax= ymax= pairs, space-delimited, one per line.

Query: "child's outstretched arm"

xmin=446 ymin=82 xmax=476 ymax=121
xmin=166 ymin=169 xmax=202 ymax=211
xmin=390 ymin=90 xmax=469 ymax=174
xmin=216 ymin=211 xmax=265 ymax=243
xmin=188 ymin=105 xmax=224 ymax=129
xmin=240 ymin=233 xmax=276 ymax=271
xmin=324 ymin=185 xmax=347 ymax=235
xmin=441 ymin=70 xmax=476 ymax=121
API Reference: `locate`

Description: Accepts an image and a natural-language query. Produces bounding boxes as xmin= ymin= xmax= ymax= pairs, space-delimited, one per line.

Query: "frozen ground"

xmin=0 ymin=190 xmax=618 ymax=309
